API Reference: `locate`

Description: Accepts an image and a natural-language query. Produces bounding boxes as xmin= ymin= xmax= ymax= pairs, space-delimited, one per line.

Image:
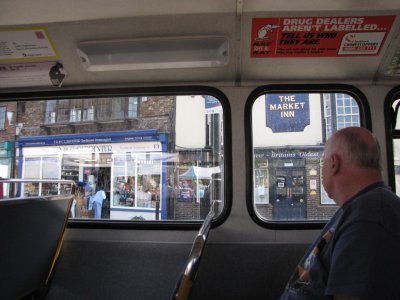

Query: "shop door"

xmin=272 ymin=168 xmax=306 ymax=220
xmin=83 ymin=167 xmax=111 ymax=218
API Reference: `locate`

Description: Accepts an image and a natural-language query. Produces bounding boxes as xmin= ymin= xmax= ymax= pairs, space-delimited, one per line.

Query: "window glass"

xmin=252 ymin=92 xmax=361 ymax=221
xmin=128 ymin=97 xmax=139 ymax=118
xmin=57 ymin=100 xmax=70 ymax=123
xmin=45 ymin=100 xmax=57 ymax=124
xmin=111 ymin=98 xmax=125 ymax=119
xmin=392 ymin=98 xmax=400 ymax=196
xmin=393 ymin=139 xmax=400 ymax=197
xmin=6 ymin=93 xmax=225 ymax=222
xmin=96 ymin=98 xmax=110 ymax=120
xmin=394 ymin=99 xmax=400 ymax=130
xmin=0 ymin=107 xmax=6 ymax=129
xmin=82 ymin=99 xmax=96 ymax=121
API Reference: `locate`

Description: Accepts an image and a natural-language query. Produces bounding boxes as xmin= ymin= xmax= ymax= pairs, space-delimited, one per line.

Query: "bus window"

xmin=250 ymin=90 xmax=363 ymax=222
xmin=0 ymin=91 xmax=228 ymax=223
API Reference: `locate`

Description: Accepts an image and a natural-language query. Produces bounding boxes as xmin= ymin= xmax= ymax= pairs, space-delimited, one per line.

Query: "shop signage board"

xmin=21 ymin=142 xmax=162 ymax=156
xmin=265 ymin=93 xmax=310 ymax=132
xmin=251 ymin=15 xmax=395 ymax=57
xmin=17 ymin=130 xmax=161 ymax=147
xmin=254 ymin=149 xmax=322 ymax=160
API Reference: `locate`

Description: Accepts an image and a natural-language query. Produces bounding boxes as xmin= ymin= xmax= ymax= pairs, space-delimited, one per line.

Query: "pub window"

xmin=9 ymin=90 xmax=228 ymax=224
xmin=249 ymin=88 xmax=365 ymax=223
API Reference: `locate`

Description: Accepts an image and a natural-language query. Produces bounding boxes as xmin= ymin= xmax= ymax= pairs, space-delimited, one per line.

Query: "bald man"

xmin=279 ymin=127 xmax=400 ymax=300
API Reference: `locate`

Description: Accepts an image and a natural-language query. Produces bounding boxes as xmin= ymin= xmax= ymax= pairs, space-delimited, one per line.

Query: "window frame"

xmin=245 ymin=84 xmax=371 ymax=229
xmin=384 ymin=86 xmax=400 ymax=195
xmin=0 ymin=86 xmax=232 ymax=230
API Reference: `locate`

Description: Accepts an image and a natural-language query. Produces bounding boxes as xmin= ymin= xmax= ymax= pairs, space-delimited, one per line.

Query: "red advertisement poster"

xmin=251 ymin=16 xmax=395 ymax=57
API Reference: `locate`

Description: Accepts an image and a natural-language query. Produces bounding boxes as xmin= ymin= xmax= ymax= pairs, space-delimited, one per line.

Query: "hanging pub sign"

xmin=265 ymin=93 xmax=310 ymax=132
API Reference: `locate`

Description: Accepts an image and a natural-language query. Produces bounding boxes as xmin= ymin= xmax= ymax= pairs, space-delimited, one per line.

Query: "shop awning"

xmin=179 ymin=166 xmax=220 ymax=179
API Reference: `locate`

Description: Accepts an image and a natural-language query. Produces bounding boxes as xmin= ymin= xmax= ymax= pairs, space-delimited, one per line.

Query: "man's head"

xmin=322 ymin=127 xmax=382 ymax=205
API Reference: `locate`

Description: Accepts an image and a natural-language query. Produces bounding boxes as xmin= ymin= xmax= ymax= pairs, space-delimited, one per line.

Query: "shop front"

xmin=16 ymin=130 xmax=168 ymax=220
xmin=254 ymin=147 xmax=324 ymax=220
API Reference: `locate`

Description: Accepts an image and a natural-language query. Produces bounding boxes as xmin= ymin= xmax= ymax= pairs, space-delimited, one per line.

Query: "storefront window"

xmin=22 ymin=156 xmax=61 ymax=197
xmin=13 ymin=92 xmax=226 ymax=222
xmin=251 ymin=92 xmax=361 ymax=221
xmin=111 ymin=153 xmax=162 ymax=215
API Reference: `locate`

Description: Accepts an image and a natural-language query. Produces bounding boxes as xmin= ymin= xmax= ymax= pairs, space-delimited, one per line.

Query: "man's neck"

xmin=336 ymin=169 xmax=382 ymax=206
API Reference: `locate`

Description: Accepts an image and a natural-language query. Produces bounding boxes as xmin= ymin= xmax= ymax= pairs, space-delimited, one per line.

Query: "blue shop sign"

xmin=265 ymin=94 xmax=310 ymax=132
xmin=16 ymin=129 xmax=161 ymax=147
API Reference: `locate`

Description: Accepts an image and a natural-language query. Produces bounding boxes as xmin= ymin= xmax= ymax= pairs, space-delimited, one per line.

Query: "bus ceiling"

xmin=0 ymin=0 xmax=400 ymax=90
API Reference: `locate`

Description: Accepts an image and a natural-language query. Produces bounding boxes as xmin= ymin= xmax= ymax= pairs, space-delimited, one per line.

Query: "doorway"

xmin=271 ymin=167 xmax=306 ymax=220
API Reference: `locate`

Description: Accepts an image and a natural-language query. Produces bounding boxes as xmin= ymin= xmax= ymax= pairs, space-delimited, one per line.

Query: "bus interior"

xmin=1 ymin=1 xmax=400 ymax=299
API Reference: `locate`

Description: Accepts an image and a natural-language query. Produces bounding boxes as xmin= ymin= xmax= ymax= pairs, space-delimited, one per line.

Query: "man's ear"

xmin=331 ymin=154 xmax=340 ymax=175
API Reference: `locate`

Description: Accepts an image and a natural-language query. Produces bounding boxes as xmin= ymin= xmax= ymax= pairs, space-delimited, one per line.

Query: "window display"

xmin=112 ymin=153 xmax=162 ymax=210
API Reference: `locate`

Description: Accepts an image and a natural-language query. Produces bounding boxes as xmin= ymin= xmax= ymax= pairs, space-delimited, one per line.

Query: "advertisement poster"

xmin=0 ymin=27 xmax=64 ymax=88
xmin=178 ymin=180 xmax=195 ymax=202
xmin=0 ymin=28 xmax=59 ymax=62
xmin=251 ymin=15 xmax=395 ymax=57
xmin=0 ymin=61 xmax=66 ymax=88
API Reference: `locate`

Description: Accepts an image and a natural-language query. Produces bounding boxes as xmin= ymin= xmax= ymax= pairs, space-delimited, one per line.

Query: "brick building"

xmin=14 ymin=96 xmax=220 ymax=220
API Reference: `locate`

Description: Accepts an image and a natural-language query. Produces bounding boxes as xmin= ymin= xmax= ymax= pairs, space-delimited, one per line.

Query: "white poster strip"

xmin=0 ymin=28 xmax=59 ymax=62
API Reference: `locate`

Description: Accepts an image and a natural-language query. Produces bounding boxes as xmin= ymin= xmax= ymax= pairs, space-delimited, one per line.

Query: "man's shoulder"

xmin=355 ymin=185 xmax=400 ymax=209
xmin=343 ymin=185 xmax=400 ymax=232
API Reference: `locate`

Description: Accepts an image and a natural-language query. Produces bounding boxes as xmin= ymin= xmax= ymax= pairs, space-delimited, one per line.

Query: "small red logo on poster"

xmin=35 ymin=31 xmax=45 ymax=39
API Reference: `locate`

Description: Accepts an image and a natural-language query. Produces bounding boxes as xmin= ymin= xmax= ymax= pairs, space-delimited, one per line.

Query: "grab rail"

xmin=0 ymin=178 xmax=76 ymax=200
xmin=173 ymin=199 xmax=220 ymax=300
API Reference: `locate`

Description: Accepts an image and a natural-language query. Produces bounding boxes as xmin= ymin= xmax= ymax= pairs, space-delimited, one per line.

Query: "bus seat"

xmin=0 ymin=196 xmax=72 ymax=299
